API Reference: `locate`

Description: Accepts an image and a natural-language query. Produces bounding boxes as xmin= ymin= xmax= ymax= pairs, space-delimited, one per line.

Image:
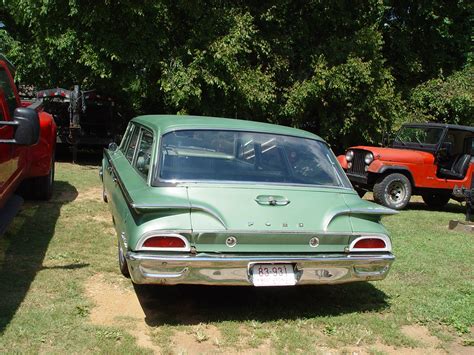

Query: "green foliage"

xmin=0 ymin=1 xmax=472 ymax=151
xmin=409 ymin=65 xmax=474 ymax=126
xmin=383 ymin=1 xmax=473 ymax=90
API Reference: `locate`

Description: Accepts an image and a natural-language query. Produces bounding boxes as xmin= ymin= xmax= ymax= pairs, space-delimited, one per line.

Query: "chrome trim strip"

xmin=192 ymin=230 xmax=385 ymax=238
xmin=131 ymin=203 xmax=189 ymax=211
xmin=157 ymin=178 xmax=354 ymax=190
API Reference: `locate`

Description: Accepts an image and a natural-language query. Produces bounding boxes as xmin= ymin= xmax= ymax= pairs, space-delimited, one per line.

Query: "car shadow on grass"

xmin=133 ymin=282 xmax=389 ymax=326
xmin=0 ymin=180 xmax=83 ymax=333
xmin=404 ymin=201 xmax=465 ymax=214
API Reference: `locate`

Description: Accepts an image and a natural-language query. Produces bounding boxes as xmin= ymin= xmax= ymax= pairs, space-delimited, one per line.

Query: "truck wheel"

xmin=373 ymin=173 xmax=412 ymax=210
xmin=118 ymin=241 xmax=130 ymax=278
xmin=422 ymin=191 xmax=451 ymax=209
xmin=31 ymin=156 xmax=55 ymax=200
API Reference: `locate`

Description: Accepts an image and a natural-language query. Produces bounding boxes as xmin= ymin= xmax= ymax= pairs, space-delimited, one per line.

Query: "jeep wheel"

xmin=118 ymin=241 xmax=130 ymax=278
xmin=373 ymin=173 xmax=412 ymax=210
xmin=422 ymin=191 xmax=451 ymax=209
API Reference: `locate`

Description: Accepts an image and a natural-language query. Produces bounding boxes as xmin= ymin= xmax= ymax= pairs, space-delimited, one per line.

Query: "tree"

xmin=1 ymin=1 xmax=471 ymax=153
xmin=409 ymin=65 xmax=474 ymax=126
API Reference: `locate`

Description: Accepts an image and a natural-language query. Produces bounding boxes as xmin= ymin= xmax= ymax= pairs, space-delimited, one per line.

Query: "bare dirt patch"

xmin=401 ymin=325 xmax=441 ymax=348
xmin=91 ymin=214 xmax=112 ymax=224
xmin=171 ymin=325 xmax=222 ymax=354
xmin=85 ymin=273 xmax=161 ymax=353
xmin=76 ymin=187 xmax=103 ymax=202
xmin=85 ymin=274 xmax=231 ymax=354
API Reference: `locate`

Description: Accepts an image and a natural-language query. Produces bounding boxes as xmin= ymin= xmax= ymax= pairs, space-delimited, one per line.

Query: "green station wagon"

xmin=101 ymin=115 xmax=396 ymax=287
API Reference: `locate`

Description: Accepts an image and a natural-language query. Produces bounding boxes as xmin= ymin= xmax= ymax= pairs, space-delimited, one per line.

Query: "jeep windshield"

xmin=393 ymin=125 xmax=444 ymax=149
xmin=157 ymin=130 xmax=351 ymax=188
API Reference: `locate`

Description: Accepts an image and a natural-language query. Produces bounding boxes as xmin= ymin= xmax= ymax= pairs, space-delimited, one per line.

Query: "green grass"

xmin=0 ymin=162 xmax=473 ymax=353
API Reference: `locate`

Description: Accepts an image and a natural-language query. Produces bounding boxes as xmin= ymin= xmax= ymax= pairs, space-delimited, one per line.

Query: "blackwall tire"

xmin=373 ymin=173 xmax=412 ymax=210
xmin=31 ymin=156 xmax=55 ymax=200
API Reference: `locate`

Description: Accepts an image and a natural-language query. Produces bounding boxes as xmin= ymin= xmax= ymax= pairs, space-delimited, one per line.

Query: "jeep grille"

xmin=348 ymin=150 xmax=368 ymax=176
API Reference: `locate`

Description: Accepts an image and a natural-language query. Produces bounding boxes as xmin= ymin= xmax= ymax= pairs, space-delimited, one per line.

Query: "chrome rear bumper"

xmin=125 ymin=252 xmax=394 ymax=286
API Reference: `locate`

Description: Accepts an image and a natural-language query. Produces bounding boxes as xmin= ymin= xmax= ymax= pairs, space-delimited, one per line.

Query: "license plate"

xmin=251 ymin=264 xmax=296 ymax=286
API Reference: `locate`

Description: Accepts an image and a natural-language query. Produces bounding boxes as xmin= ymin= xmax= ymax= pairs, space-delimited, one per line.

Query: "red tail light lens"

xmin=143 ymin=236 xmax=186 ymax=248
xmin=353 ymin=238 xmax=386 ymax=249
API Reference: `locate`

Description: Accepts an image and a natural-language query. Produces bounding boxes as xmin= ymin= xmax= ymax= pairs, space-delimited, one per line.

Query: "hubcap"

xmin=386 ymin=181 xmax=405 ymax=204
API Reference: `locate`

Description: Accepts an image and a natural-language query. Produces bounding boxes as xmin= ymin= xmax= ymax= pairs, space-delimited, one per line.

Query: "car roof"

xmin=132 ymin=114 xmax=324 ymax=141
xmin=404 ymin=122 xmax=474 ymax=133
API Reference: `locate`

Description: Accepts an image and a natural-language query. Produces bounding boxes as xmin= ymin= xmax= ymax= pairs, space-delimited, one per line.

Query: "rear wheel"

xmin=422 ymin=191 xmax=451 ymax=209
xmin=23 ymin=155 xmax=55 ymax=200
xmin=373 ymin=173 xmax=412 ymax=210
xmin=118 ymin=240 xmax=130 ymax=278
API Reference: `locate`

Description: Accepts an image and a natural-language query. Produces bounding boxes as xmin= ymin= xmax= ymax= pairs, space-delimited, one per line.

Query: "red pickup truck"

xmin=0 ymin=55 xmax=56 ymax=235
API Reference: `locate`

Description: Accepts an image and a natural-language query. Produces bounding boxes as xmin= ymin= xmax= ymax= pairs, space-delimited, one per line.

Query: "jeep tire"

xmin=422 ymin=191 xmax=451 ymax=209
xmin=373 ymin=173 xmax=412 ymax=210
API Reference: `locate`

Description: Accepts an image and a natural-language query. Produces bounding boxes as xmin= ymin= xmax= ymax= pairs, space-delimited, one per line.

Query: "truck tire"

xmin=422 ymin=191 xmax=451 ymax=209
xmin=373 ymin=173 xmax=412 ymax=210
xmin=118 ymin=241 xmax=130 ymax=278
xmin=29 ymin=156 xmax=55 ymax=200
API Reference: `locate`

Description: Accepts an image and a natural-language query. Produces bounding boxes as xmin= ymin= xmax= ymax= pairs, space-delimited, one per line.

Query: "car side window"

xmin=125 ymin=125 xmax=140 ymax=163
xmin=134 ymin=129 xmax=154 ymax=178
xmin=119 ymin=123 xmax=133 ymax=151
xmin=0 ymin=67 xmax=17 ymax=119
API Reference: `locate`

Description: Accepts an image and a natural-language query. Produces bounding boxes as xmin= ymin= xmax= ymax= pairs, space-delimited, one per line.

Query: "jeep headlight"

xmin=364 ymin=152 xmax=374 ymax=165
xmin=345 ymin=150 xmax=354 ymax=162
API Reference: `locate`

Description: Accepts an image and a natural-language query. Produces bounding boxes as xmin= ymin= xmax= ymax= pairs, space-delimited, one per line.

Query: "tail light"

xmin=138 ymin=233 xmax=190 ymax=251
xmin=349 ymin=236 xmax=391 ymax=252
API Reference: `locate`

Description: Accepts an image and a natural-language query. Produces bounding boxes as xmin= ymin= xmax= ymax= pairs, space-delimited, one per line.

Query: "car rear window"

xmin=156 ymin=130 xmax=350 ymax=188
